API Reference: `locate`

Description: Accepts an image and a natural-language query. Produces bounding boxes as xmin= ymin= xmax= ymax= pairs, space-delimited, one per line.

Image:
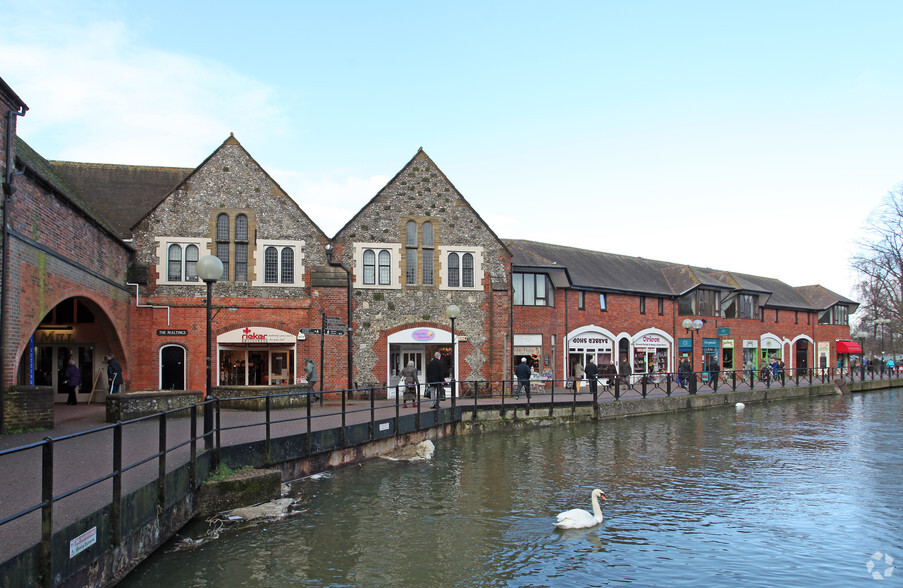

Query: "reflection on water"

xmin=122 ymin=390 xmax=903 ymax=586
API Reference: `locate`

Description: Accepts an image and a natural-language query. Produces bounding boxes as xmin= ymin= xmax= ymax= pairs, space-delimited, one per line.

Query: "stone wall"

xmin=105 ymin=390 xmax=204 ymax=422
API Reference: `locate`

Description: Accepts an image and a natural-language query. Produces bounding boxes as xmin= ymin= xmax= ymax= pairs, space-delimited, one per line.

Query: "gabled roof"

xmin=796 ymin=285 xmax=860 ymax=312
xmin=129 ymin=134 xmax=329 ymax=241
xmin=334 ymin=148 xmax=512 ymax=256
xmin=14 ymin=137 xmax=123 ymax=244
xmin=0 ymin=75 xmax=28 ymax=112
xmin=51 ymin=161 xmax=191 ymax=239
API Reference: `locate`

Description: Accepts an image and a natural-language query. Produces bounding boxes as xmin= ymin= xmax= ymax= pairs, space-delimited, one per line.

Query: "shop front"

xmin=835 ymin=340 xmax=862 ymax=371
xmin=388 ymin=327 xmax=454 ymax=398
xmin=760 ymin=334 xmax=782 ymax=367
xmin=701 ymin=337 xmax=720 ymax=382
xmin=631 ymin=331 xmax=672 ymax=375
xmin=722 ymin=339 xmax=735 ymax=372
xmin=742 ymin=340 xmax=758 ymax=377
xmin=218 ymin=327 xmax=298 ymax=386
xmin=568 ymin=327 xmax=616 ymax=374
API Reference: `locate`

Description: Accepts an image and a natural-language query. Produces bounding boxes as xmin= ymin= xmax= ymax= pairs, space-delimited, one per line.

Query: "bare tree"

xmin=851 ymin=186 xmax=903 ymax=356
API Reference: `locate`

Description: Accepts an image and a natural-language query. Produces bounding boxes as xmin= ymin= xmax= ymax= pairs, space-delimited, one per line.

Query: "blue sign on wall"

xmin=702 ymin=338 xmax=720 ymax=346
xmin=678 ymin=337 xmax=692 ymax=349
xmin=717 ymin=328 xmax=730 ymax=337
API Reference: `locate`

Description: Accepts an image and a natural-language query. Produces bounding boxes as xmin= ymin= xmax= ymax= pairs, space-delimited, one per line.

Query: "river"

xmin=122 ymin=389 xmax=902 ymax=586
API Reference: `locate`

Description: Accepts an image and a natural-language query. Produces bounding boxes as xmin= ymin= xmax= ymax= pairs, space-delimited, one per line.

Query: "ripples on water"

xmin=123 ymin=390 xmax=903 ymax=587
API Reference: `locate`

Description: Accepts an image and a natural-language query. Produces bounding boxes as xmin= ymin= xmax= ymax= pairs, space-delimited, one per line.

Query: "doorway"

xmin=161 ymin=345 xmax=186 ymax=390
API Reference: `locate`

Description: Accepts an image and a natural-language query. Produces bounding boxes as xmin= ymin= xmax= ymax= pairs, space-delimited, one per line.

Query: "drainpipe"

xmin=1 ymin=104 xmax=28 ymax=433
xmin=325 ymin=244 xmax=353 ymax=391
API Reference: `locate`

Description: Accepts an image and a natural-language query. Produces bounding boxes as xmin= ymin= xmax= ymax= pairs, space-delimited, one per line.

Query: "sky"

xmin=3 ymin=0 xmax=903 ymax=304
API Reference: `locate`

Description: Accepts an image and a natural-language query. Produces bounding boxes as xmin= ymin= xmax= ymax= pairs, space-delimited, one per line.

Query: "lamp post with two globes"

xmin=445 ymin=304 xmax=460 ymax=408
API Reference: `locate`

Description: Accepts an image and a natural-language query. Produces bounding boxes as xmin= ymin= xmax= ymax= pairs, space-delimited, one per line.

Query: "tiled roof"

xmin=50 ymin=161 xmax=192 ymax=239
xmin=14 ymin=137 xmax=119 ymax=238
xmin=505 ymin=239 xmax=855 ymax=310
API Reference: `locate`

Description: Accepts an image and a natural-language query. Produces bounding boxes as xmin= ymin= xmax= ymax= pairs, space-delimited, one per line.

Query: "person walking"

xmin=64 ymin=358 xmax=81 ymax=405
xmin=426 ymin=351 xmax=447 ymax=409
xmin=304 ymin=358 xmax=318 ymax=400
xmin=400 ymin=360 xmax=419 ymax=408
xmin=584 ymin=357 xmax=599 ymax=397
xmin=514 ymin=357 xmax=531 ymax=399
xmin=572 ymin=360 xmax=584 ymax=393
xmin=105 ymin=353 xmax=123 ymax=394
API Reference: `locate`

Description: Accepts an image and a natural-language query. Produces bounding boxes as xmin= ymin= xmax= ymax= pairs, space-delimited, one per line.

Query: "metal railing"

xmin=1 ymin=366 xmax=899 ymax=586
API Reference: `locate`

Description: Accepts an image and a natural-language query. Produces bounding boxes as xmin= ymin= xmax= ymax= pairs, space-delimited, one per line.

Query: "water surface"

xmin=123 ymin=390 xmax=903 ymax=586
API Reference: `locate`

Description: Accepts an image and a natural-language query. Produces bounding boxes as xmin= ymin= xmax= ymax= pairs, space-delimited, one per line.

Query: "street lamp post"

xmin=445 ymin=304 xmax=460 ymax=407
xmin=197 ymin=254 xmax=224 ymax=449
xmin=682 ymin=318 xmax=704 ymax=394
xmin=875 ymin=318 xmax=891 ymax=368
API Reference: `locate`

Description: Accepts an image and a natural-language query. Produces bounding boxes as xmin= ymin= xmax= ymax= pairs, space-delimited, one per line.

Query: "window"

xmin=462 ymin=253 xmax=474 ymax=288
xmin=235 ymin=214 xmax=248 ymax=241
xmin=578 ymin=291 xmax=585 ymax=310
xmin=216 ymin=213 xmax=230 ymax=241
xmin=378 ymin=250 xmax=391 ymax=285
xmin=406 ymin=221 xmax=417 ymax=247
xmin=406 ymin=248 xmax=417 ymax=285
xmin=235 ymin=243 xmax=248 ymax=282
xmin=185 ymin=245 xmax=198 ymax=281
xmin=421 ymin=221 xmax=434 ymax=286
xmin=422 ymin=221 xmax=433 ymax=247
xmin=168 ymin=244 xmax=182 ymax=281
xmin=640 ymin=296 xmax=646 ymax=315
xmin=600 ymin=293 xmax=607 ymax=311
xmin=795 ymin=311 xmax=799 ymax=324
xmin=679 ymin=289 xmax=720 ymax=316
xmin=448 ymin=253 xmax=460 ymax=288
xmin=774 ymin=308 xmax=779 ymax=323
xmin=513 ymin=273 xmax=553 ymax=306
xmin=738 ymin=294 xmax=758 ymax=319
xmin=264 ymin=246 xmax=294 ymax=284
xmin=281 ymin=248 xmax=294 ymax=283
xmin=264 ymin=247 xmax=279 ymax=283
xmin=658 ymin=297 xmax=664 ymax=316
xmin=818 ymin=305 xmax=849 ymax=326
xmin=363 ymin=250 xmax=376 ymax=285
xmin=216 ymin=213 xmax=230 ymax=280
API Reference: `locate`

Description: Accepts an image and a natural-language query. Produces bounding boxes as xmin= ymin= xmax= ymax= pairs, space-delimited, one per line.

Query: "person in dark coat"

xmin=305 ymin=358 xmax=318 ymax=400
xmin=400 ymin=360 xmax=419 ymax=407
xmin=64 ymin=358 xmax=81 ymax=405
xmin=584 ymin=358 xmax=599 ymax=396
xmin=105 ymin=353 xmax=122 ymax=394
xmin=426 ymin=352 xmax=447 ymax=409
xmin=514 ymin=357 xmax=531 ymax=399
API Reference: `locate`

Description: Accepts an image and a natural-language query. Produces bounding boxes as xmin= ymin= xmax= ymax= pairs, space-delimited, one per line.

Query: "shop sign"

xmin=702 ymin=338 xmax=720 ymax=347
xmin=722 ymin=339 xmax=734 ymax=349
xmin=633 ymin=334 xmax=669 ymax=348
xmin=36 ymin=329 xmax=74 ymax=343
xmin=743 ymin=339 xmax=758 ymax=348
xmin=761 ymin=337 xmax=781 ymax=349
xmin=678 ymin=337 xmax=692 ymax=349
xmin=717 ymin=327 xmax=730 ymax=337
xmin=571 ymin=335 xmax=610 ymax=345
xmin=219 ymin=327 xmax=297 ymax=344
xmin=411 ymin=329 xmax=436 ymax=342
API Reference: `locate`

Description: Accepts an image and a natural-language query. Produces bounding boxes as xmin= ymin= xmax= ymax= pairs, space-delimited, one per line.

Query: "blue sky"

xmin=4 ymin=1 xmax=903 ymax=305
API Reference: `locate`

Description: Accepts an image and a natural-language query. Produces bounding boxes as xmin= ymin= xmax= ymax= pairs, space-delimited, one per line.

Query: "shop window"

xmin=513 ymin=273 xmax=553 ymax=306
xmin=600 ymin=293 xmax=607 ymax=311
xmin=639 ymin=296 xmax=646 ymax=315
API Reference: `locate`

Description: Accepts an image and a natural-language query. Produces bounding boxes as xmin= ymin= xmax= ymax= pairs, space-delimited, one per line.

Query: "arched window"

xmin=281 ymin=248 xmax=294 ymax=283
xmin=405 ymin=221 xmax=417 ymax=247
xmin=447 ymin=253 xmax=460 ymax=288
xmin=235 ymin=214 xmax=248 ymax=241
xmin=216 ymin=213 xmax=230 ymax=240
xmin=216 ymin=213 xmax=230 ymax=280
xmin=422 ymin=221 xmax=433 ymax=247
xmin=185 ymin=244 xmax=199 ymax=281
xmin=378 ymin=250 xmax=391 ymax=285
xmin=462 ymin=253 xmax=474 ymax=288
xmin=363 ymin=249 xmax=376 ymax=285
xmin=168 ymin=244 xmax=182 ymax=281
xmin=264 ymin=246 xmax=279 ymax=283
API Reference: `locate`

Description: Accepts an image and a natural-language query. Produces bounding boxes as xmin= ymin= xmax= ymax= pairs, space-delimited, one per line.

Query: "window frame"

xmin=513 ymin=272 xmax=554 ymax=307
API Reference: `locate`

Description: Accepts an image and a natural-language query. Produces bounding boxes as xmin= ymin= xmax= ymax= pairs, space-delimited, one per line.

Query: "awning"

xmin=836 ymin=340 xmax=862 ymax=354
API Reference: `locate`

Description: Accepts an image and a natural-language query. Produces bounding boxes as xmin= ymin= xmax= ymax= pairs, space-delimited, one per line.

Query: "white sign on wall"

xmin=219 ymin=327 xmax=297 ymax=344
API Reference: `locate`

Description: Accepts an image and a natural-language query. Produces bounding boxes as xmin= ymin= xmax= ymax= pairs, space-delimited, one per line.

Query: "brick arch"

xmin=13 ymin=291 xmax=128 ymax=375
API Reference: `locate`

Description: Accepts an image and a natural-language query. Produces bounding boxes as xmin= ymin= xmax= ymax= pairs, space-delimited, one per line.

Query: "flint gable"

xmin=132 ymin=134 xmax=327 ymax=298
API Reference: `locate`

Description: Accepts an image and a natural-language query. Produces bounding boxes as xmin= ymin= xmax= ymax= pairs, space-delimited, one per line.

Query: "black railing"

xmin=0 ymin=366 xmax=899 ymax=586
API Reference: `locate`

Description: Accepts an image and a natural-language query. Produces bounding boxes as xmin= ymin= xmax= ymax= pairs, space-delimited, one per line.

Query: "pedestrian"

xmin=619 ymin=357 xmax=632 ymax=387
xmin=572 ymin=360 xmax=584 ymax=393
xmin=678 ymin=357 xmax=691 ymax=388
xmin=400 ymin=360 xmax=419 ymax=407
xmin=305 ymin=358 xmax=318 ymax=400
xmin=709 ymin=356 xmax=720 ymax=388
xmin=514 ymin=357 xmax=531 ymax=399
xmin=584 ymin=357 xmax=598 ymax=397
xmin=426 ymin=351 xmax=447 ymax=408
xmin=64 ymin=358 xmax=81 ymax=405
xmin=105 ymin=353 xmax=122 ymax=394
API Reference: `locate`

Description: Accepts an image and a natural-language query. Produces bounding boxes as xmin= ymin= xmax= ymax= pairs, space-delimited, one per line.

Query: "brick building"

xmin=0 ymin=74 xmax=861 ymax=412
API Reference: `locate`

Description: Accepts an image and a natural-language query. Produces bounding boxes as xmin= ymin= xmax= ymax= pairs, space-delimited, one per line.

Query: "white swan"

xmin=554 ymin=488 xmax=606 ymax=529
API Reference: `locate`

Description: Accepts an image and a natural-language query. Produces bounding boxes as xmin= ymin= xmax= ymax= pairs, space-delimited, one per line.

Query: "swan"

xmin=554 ymin=488 xmax=606 ymax=529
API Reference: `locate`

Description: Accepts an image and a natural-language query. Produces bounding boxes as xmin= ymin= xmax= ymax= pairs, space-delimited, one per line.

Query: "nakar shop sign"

xmin=219 ymin=327 xmax=296 ymax=344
